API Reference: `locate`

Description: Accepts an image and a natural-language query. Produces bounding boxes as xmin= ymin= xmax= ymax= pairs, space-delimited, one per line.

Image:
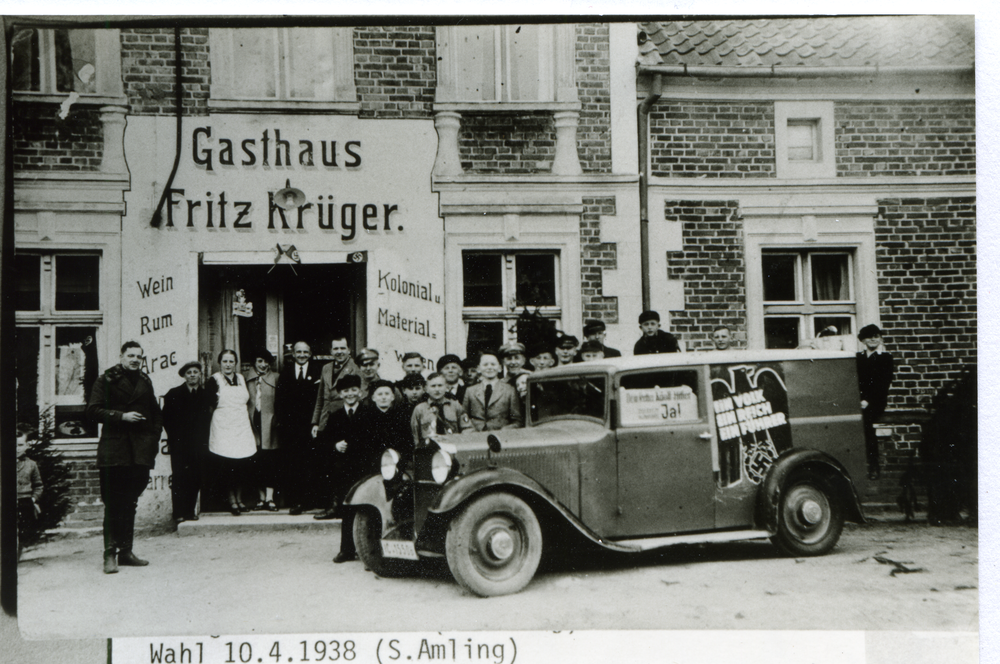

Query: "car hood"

xmin=434 ymin=419 xmax=608 ymax=463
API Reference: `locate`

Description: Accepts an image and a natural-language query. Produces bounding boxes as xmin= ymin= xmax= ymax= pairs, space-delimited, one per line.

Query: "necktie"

xmin=483 ymin=384 xmax=493 ymax=413
xmin=434 ymin=404 xmax=446 ymax=435
xmin=347 ymin=407 xmax=354 ymax=418
xmin=298 ymin=367 xmax=304 ymax=381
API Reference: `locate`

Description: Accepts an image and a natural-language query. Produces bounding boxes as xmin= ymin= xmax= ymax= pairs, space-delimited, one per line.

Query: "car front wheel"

xmin=771 ymin=475 xmax=844 ymax=556
xmin=445 ymin=492 xmax=543 ymax=597
xmin=354 ymin=510 xmax=412 ymax=578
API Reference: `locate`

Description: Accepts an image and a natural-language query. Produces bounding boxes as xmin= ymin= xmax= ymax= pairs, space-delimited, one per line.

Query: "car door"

xmin=614 ymin=366 xmax=716 ymax=537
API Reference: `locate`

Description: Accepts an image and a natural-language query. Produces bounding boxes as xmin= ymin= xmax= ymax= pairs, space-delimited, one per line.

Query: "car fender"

xmin=757 ymin=449 xmax=867 ymax=532
xmin=430 ymin=467 xmax=638 ymax=553
xmin=345 ymin=475 xmax=394 ymax=535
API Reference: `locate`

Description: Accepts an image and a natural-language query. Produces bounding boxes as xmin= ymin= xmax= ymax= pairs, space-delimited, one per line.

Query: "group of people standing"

xmin=84 ymin=310 xmax=891 ymax=574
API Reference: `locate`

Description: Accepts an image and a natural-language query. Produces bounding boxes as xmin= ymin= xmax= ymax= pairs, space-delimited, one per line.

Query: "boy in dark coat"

xmin=856 ymin=324 xmax=894 ymax=479
xmin=633 ymin=310 xmax=680 ymax=355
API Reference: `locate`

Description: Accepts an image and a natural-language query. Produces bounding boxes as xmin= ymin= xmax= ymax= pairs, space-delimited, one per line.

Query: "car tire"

xmin=445 ymin=492 xmax=543 ymax=597
xmin=353 ymin=510 xmax=413 ymax=578
xmin=771 ymin=474 xmax=845 ymax=557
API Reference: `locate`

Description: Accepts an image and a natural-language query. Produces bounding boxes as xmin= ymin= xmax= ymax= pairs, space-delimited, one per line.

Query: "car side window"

xmin=618 ymin=370 xmax=702 ymax=427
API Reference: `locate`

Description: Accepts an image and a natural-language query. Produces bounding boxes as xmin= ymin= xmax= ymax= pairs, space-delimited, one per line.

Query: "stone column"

xmin=433 ymin=111 xmax=464 ymax=177
xmin=552 ymin=110 xmax=583 ymax=176
xmin=99 ymin=105 xmax=128 ymax=174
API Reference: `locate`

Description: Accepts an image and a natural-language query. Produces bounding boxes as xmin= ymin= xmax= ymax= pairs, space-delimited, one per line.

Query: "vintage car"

xmin=347 ymin=350 xmax=868 ymax=596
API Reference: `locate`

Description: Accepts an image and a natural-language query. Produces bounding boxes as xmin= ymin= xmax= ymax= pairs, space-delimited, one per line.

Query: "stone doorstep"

xmin=176 ymin=512 xmax=342 ymax=537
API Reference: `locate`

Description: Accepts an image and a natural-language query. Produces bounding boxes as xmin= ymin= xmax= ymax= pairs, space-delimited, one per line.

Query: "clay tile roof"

xmin=640 ymin=16 xmax=974 ymax=68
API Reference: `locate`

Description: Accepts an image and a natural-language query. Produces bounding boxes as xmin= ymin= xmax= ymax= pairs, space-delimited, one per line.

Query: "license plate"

xmin=381 ymin=539 xmax=419 ymax=560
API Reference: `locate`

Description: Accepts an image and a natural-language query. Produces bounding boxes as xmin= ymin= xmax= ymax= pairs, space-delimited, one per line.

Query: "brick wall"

xmin=354 ymin=26 xmax=436 ymax=119
xmin=459 ymin=112 xmax=556 ymax=173
xmin=663 ymin=200 xmax=748 ymax=349
xmin=575 ymin=24 xmax=612 ymax=174
xmin=11 ymin=102 xmax=104 ymax=171
xmin=61 ymin=459 xmax=104 ymax=527
xmin=580 ymin=197 xmax=619 ymax=324
xmin=121 ymin=27 xmax=210 ymax=116
xmin=835 ymin=101 xmax=976 ymax=177
xmin=874 ymin=196 xmax=977 ymax=411
xmin=650 ymin=102 xmax=775 ymax=178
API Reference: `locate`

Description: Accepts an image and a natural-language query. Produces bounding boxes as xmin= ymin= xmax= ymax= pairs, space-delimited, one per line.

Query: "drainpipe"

xmin=637 ymin=73 xmax=661 ymax=312
xmin=150 ymin=27 xmax=183 ymax=227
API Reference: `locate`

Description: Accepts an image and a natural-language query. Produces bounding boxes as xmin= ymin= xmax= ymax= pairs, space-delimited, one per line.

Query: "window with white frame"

xmin=774 ymin=101 xmax=835 ymax=179
xmin=209 ymin=28 xmax=356 ymax=111
xmin=761 ymin=249 xmax=856 ymax=349
xmin=436 ymin=24 xmax=577 ymax=107
xmin=10 ymin=27 xmax=122 ymax=98
xmin=15 ymin=252 xmax=103 ymax=439
xmin=462 ymin=251 xmax=561 ymax=356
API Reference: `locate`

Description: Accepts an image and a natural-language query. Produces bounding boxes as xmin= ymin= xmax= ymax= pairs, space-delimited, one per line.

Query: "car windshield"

xmin=529 ymin=375 xmax=607 ymax=424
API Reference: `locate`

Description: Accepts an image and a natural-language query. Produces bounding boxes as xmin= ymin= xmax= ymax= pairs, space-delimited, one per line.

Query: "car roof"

xmin=529 ymin=349 xmax=858 ymax=379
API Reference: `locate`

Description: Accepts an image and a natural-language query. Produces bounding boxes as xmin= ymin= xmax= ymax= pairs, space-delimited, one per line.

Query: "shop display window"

xmin=10 ymin=27 xmax=121 ymax=99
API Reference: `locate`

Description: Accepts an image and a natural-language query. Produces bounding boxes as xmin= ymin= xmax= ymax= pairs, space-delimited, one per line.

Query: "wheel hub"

xmin=799 ymin=499 xmax=824 ymax=525
xmin=487 ymin=530 xmax=515 ymax=561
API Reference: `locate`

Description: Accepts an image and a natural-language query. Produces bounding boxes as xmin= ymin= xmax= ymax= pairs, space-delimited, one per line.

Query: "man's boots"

xmin=103 ymin=548 xmax=118 ymax=574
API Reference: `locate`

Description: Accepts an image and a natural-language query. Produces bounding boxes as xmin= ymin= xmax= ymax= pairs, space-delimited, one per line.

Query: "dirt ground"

xmin=13 ymin=517 xmax=977 ymax=640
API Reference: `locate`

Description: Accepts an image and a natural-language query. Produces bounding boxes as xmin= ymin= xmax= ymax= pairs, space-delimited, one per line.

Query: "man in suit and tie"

xmin=314 ymin=374 xmax=364 ymax=521
xmin=275 ymin=341 xmax=322 ymax=515
xmin=462 ymin=351 xmax=522 ymax=431
xmin=311 ymin=335 xmax=360 ymax=440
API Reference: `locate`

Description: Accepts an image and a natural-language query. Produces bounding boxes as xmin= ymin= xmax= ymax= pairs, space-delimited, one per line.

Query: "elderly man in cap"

xmin=856 ymin=324 xmax=894 ymax=480
xmin=581 ymin=320 xmax=621 ymax=358
xmin=162 ymin=360 xmax=213 ymax=524
xmin=437 ymin=354 xmax=467 ymax=402
xmin=499 ymin=341 xmax=531 ymax=386
xmin=633 ymin=310 xmax=680 ymax=355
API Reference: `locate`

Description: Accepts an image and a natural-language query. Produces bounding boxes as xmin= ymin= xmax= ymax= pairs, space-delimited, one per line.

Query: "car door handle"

xmin=699 ymin=432 xmax=714 ymax=440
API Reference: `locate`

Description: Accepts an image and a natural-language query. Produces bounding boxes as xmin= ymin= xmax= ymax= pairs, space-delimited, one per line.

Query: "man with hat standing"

xmin=633 ymin=310 xmax=681 ymax=355
xmin=436 ymin=354 xmax=467 ymax=402
xmin=581 ymin=320 xmax=621 ymax=358
xmin=162 ymin=360 xmax=214 ymax=524
xmin=856 ymin=324 xmax=894 ymax=480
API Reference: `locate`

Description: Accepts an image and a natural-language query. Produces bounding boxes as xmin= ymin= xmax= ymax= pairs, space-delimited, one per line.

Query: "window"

xmin=761 ymin=250 xmax=855 ymax=349
xmin=618 ymin=370 xmax=702 ymax=427
xmin=774 ymin=101 xmax=835 ymax=179
xmin=435 ymin=24 xmax=578 ymax=108
xmin=209 ymin=28 xmax=357 ymax=111
xmin=15 ymin=252 xmax=103 ymax=439
xmin=10 ymin=27 xmax=122 ymax=99
xmin=462 ymin=251 xmax=560 ymax=357
xmin=530 ymin=375 xmax=607 ymax=424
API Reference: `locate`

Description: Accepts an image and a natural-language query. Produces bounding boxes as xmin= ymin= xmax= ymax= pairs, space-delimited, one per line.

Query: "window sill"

xmin=434 ymin=101 xmax=582 ymax=113
xmin=13 ymin=92 xmax=128 ymax=107
xmin=208 ymin=99 xmax=361 ymax=114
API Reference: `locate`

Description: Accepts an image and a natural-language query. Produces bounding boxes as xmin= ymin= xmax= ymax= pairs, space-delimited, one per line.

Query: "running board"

xmin=612 ymin=529 xmax=772 ymax=552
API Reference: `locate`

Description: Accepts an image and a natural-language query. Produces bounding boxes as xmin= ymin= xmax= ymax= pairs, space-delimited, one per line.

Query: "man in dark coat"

xmin=856 ymin=324 xmax=895 ymax=480
xmin=314 ymin=374 xmax=364 ymax=521
xmin=274 ymin=341 xmax=323 ymax=514
xmin=87 ymin=341 xmax=163 ymax=574
xmin=162 ymin=361 xmax=213 ymax=523
xmin=633 ymin=310 xmax=681 ymax=355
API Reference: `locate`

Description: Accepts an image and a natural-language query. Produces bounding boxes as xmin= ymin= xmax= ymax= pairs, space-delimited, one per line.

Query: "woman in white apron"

xmin=208 ymin=349 xmax=258 ymax=515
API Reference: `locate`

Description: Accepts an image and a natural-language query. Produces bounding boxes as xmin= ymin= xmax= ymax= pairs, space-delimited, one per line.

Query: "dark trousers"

xmin=339 ymin=510 xmax=356 ymax=556
xmin=100 ymin=465 xmax=151 ymax=553
xmin=170 ymin=446 xmax=202 ymax=519
xmin=863 ymin=407 xmax=884 ymax=473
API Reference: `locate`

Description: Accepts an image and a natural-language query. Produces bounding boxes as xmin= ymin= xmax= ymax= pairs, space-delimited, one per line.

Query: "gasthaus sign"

xmin=119 ymin=113 xmax=441 ymax=523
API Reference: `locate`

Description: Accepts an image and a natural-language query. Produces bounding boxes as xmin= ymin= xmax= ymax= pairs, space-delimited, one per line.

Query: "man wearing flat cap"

xmin=581 ymin=320 xmax=621 ymax=359
xmin=162 ymin=361 xmax=214 ymax=524
xmin=499 ymin=342 xmax=531 ymax=386
xmin=856 ymin=324 xmax=894 ymax=480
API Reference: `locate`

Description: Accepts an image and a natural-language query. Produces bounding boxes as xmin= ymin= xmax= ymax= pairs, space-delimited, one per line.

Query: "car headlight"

xmin=381 ymin=448 xmax=401 ymax=480
xmin=430 ymin=448 xmax=453 ymax=484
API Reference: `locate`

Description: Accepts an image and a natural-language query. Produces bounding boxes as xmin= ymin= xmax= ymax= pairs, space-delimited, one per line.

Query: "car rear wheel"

xmin=354 ymin=510 xmax=412 ymax=578
xmin=771 ymin=475 xmax=844 ymax=556
xmin=445 ymin=492 xmax=543 ymax=597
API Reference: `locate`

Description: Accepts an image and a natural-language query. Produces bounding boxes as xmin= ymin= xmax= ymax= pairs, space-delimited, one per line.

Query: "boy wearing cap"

xmin=555 ymin=335 xmax=580 ymax=366
xmin=527 ymin=345 xmax=556 ymax=372
xmin=162 ymin=360 xmax=213 ymax=523
xmin=582 ymin=320 xmax=621 ymax=358
xmin=579 ymin=340 xmax=606 ymax=362
xmin=499 ymin=342 xmax=531 ymax=386
xmin=437 ymin=354 xmax=466 ymax=402
xmin=634 ymin=310 xmax=680 ymax=355
xmin=314 ymin=374 xmax=365 ymax=520
xmin=311 ymin=336 xmax=360 ymax=441
xmin=856 ymin=324 xmax=894 ymax=480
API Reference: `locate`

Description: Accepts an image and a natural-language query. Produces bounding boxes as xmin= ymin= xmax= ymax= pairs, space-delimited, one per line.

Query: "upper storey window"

xmin=209 ymin=28 xmax=357 ymax=112
xmin=10 ymin=28 xmax=122 ymax=101
xmin=435 ymin=24 xmax=578 ymax=109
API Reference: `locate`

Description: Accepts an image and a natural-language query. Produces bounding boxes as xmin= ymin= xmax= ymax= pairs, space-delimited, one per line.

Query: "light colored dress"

xmin=208 ymin=372 xmax=257 ymax=459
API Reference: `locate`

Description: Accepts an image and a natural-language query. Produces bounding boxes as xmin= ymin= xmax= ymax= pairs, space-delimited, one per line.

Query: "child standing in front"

xmin=17 ymin=433 xmax=44 ymax=560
